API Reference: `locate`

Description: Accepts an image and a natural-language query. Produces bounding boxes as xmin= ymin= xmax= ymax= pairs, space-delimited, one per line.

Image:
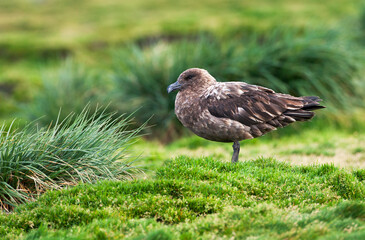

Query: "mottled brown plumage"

xmin=167 ymin=68 xmax=325 ymax=162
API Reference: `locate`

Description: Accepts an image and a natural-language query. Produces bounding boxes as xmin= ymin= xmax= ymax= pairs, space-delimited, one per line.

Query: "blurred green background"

xmin=3 ymin=2 xmax=365 ymax=238
xmin=0 ymin=0 xmax=364 ymax=140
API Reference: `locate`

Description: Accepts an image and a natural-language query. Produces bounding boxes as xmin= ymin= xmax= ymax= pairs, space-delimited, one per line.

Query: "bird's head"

xmin=167 ymin=68 xmax=216 ymax=94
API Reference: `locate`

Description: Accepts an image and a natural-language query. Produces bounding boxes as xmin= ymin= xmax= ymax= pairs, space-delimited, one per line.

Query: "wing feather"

xmin=203 ymin=82 xmax=304 ymax=127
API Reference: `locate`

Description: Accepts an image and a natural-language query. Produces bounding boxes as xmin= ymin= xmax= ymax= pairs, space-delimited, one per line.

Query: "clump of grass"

xmin=25 ymin=60 xmax=109 ymax=126
xmin=0 ymin=107 xmax=144 ymax=212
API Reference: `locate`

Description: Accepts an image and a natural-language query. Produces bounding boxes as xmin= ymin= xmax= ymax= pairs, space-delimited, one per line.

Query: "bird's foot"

xmin=231 ymin=141 xmax=240 ymax=163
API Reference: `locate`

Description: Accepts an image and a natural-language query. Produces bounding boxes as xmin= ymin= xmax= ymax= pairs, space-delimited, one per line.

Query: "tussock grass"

xmin=1 ymin=157 xmax=364 ymax=239
xmin=0 ymin=108 xmax=143 ymax=212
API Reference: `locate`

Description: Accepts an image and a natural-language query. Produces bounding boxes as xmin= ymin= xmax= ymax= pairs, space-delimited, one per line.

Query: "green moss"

xmin=1 ymin=157 xmax=364 ymax=239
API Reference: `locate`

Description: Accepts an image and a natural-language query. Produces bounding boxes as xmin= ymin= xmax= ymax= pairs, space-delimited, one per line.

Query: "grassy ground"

xmin=1 ymin=127 xmax=364 ymax=239
xmin=1 ymin=149 xmax=365 ymax=239
xmin=134 ymin=128 xmax=365 ymax=175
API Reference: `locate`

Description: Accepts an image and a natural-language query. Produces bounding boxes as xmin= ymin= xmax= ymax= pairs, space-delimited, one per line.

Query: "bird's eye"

xmin=186 ymin=74 xmax=194 ymax=80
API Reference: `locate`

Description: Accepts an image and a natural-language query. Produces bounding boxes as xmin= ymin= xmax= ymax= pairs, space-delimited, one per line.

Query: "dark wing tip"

xmin=302 ymin=96 xmax=325 ymax=110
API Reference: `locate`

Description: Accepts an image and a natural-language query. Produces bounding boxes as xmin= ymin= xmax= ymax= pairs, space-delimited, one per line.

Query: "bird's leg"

xmin=231 ymin=141 xmax=240 ymax=163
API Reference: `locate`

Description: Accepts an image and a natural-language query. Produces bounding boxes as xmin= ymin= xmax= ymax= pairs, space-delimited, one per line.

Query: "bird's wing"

xmin=203 ymin=82 xmax=305 ymax=126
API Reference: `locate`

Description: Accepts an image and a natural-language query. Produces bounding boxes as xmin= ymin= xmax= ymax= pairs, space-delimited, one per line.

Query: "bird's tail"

xmin=284 ymin=96 xmax=325 ymax=121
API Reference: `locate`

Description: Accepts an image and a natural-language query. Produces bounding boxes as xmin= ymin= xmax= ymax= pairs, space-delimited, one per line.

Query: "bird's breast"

xmin=175 ymin=92 xmax=202 ymax=127
xmin=174 ymin=91 xmax=250 ymax=142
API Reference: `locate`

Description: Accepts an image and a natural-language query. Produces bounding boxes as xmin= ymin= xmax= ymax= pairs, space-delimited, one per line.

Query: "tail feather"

xmin=302 ymin=103 xmax=325 ymax=111
xmin=302 ymin=96 xmax=325 ymax=110
xmin=283 ymin=96 xmax=325 ymax=121
xmin=284 ymin=110 xmax=315 ymax=121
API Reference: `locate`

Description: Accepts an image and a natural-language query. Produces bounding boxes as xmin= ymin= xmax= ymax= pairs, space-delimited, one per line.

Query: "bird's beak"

xmin=167 ymin=81 xmax=182 ymax=93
